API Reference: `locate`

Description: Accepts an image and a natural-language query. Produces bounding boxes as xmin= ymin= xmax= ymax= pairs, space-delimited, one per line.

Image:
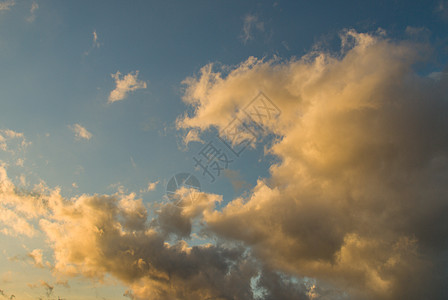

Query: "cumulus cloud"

xmin=0 ymin=163 xmax=312 ymax=299
xmin=69 ymin=124 xmax=92 ymax=140
xmin=179 ymin=29 xmax=448 ymax=299
xmin=108 ymin=71 xmax=147 ymax=103
xmin=0 ymin=0 xmax=14 ymax=11
xmin=154 ymin=187 xmax=220 ymax=238
xmin=3 ymin=28 xmax=448 ymax=300
xmin=27 ymin=249 xmax=45 ymax=268
xmin=0 ymin=165 xmax=47 ymax=237
xmin=37 ymin=188 xmax=310 ymax=299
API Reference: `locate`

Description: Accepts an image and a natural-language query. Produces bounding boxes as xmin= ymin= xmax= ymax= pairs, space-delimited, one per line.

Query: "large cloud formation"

xmin=2 ymin=29 xmax=448 ymax=299
xmin=178 ymin=30 xmax=448 ymax=299
xmin=0 ymin=167 xmax=309 ymax=299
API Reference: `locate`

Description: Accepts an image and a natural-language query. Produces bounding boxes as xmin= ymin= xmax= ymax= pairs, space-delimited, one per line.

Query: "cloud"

xmin=69 ymin=124 xmax=92 ymax=140
xmin=55 ymin=279 xmax=69 ymax=288
xmin=30 ymin=1 xmax=38 ymax=13
xmin=0 ymin=129 xmax=29 ymax=153
xmin=37 ymin=189 xmax=310 ymax=299
xmin=26 ymin=1 xmax=38 ymax=22
xmin=182 ymin=129 xmax=204 ymax=145
xmin=436 ymin=0 xmax=448 ymax=20
xmin=0 ymin=165 xmax=46 ymax=237
xmin=0 ymin=164 xmax=311 ymax=299
xmin=27 ymin=249 xmax=45 ymax=268
xmin=1 ymin=271 xmax=12 ymax=284
xmin=179 ymin=29 xmax=448 ymax=299
xmin=108 ymin=71 xmax=147 ymax=103
xmin=0 ymin=206 xmax=37 ymax=237
xmin=240 ymin=14 xmax=264 ymax=44
xmin=92 ymin=30 xmax=100 ymax=48
xmin=84 ymin=30 xmax=101 ymax=55
xmin=3 ymin=28 xmax=448 ymax=300
xmin=222 ymin=169 xmax=250 ymax=193
xmin=154 ymin=187 xmax=221 ymax=238
xmin=145 ymin=180 xmax=159 ymax=192
xmin=0 ymin=0 xmax=14 ymax=11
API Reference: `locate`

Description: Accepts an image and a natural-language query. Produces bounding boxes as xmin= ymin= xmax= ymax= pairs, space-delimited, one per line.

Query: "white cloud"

xmin=108 ymin=71 xmax=147 ymax=103
xmin=69 ymin=123 xmax=92 ymax=140
xmin=0 ymin=0 xmax=14 ymax=11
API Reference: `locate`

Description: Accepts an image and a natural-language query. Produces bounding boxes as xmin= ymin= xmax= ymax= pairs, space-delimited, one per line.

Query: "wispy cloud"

xmin=145 ymin=180 xmax=159 ymax=192
xmin=0 ymin=129 xmax=30 ymax=154
xmin=84 ymin=30 xmax=101 ymax=55
xmin=0 ymin=0 xmax=14 ymax=11
xmin=27 ymin=249 xmax=45 ymax=268
xmin=108 ymin=71 xmax=147 ymax=103
xmin=240 ymin=14 xmax=264 ymax=44
xmin=69 ymin=124 xmax=92 ymax=140
xmin=436 ymin=0 xmax=448 ymax=20
xmin=92 ymin=30 xmax=100 ymax=48
xmin=139 ymin=180 xmax=159 ymax=193
xmin=180 ymin=129 xmax=204 ymax=149
xmin=26 ymin=1 xmax=38 ymax=22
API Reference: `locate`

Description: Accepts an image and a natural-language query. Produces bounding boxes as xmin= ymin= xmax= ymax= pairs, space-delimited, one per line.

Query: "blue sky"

xmin=1 ymin=1 xmax=448 ymax=299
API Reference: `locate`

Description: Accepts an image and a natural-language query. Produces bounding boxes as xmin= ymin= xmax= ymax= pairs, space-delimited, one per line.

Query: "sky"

xmin=1 ymin=0 xmax=448 ymax=299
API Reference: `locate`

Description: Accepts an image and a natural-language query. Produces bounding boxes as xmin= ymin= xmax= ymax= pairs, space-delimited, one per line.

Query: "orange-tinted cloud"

xmin=180 ymin=29 xmax=448 ymax=299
